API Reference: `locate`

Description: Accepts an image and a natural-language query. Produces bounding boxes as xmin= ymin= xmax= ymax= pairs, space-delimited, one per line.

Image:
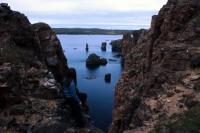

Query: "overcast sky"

xmin=2 ymin=0 xmax=167 ymax=29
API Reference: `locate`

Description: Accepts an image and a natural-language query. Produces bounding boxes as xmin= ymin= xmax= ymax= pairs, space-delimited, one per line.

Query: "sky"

xmin=2 ymin=0 xmax=167 ymax=29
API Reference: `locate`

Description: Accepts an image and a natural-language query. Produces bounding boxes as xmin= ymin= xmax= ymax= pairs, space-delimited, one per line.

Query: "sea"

xmin=58 ymin=35 xmax=123 ymax=132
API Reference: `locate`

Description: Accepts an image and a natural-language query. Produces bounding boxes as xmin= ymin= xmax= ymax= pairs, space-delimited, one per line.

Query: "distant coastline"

xmin=52 ymin=28 xmax=133 ymax=35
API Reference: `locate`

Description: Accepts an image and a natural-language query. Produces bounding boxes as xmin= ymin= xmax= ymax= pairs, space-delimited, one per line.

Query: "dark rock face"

xmin=110 ymin=0 xmax=200 ymax=133
xmin=0 ymin=4 xmax=103 ymax=133
xmin=32 ymin=23 xmax=68 ymax=83
xmin=101 ymin=42 xmax=107 ymax=51
xmin=86 ymin=53 xmax=107 ymax=68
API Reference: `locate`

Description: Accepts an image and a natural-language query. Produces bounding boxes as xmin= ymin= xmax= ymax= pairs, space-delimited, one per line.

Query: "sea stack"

xmin=104 ymin=73 xmax=111 ymax=83
xmin=86 ymin=53 xmax=108 ymax=69
xmin=86 ymin=43 xmax=89 ymax=52
xmin=101 ymin=42 xmax=107 ymax=51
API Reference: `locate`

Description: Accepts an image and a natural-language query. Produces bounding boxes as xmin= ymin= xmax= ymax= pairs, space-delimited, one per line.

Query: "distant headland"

xmin=52 ymin=28 xmax=133 ymax=35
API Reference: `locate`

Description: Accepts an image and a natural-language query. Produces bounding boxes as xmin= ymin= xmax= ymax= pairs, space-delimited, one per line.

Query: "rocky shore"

xmin=110 ymin=0 xmax=200 ymax=132
xmin=0 ymin=4 xmax=103 ymax=133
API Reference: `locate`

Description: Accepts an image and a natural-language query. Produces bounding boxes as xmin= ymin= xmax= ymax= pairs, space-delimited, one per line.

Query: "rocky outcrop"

xmin=86 ymin=53 xmax=107 ymax=68
xmin=0 ymin=4 xmax=102 ymax=133
xmin=110 ymin=0 xmax=200 ymax=133
xmin=32 ymin=23 xmax=68 ymax=83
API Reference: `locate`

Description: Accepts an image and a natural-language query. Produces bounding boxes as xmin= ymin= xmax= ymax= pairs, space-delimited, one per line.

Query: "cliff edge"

xmin=0 ymin=3 xmax=102 ymax=133
xmin=110 ymin=0 xmax=200 ymax=132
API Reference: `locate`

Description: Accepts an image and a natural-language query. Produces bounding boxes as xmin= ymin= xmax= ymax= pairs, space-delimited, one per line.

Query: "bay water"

xmin=58 ymin=35 xmax=122 ymax=132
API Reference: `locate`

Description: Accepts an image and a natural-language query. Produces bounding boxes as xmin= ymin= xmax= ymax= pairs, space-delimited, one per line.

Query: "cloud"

xmin=4 ymin=0 xmax=167 ymax=14
xmin=3 ymin=0 xmax=77 ymax=14
xmin=2 ymin=0 xmax=167 ymax=28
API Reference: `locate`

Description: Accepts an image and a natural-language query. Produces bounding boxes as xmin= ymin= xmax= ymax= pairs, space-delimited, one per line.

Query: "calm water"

xmin=58 ymin=35 xmax=122 ymax=132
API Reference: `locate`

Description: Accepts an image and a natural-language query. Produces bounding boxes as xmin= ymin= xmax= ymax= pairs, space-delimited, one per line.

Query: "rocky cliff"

xmin=110 ymin=0 xmax=200 ymax=132
xmin=0 ymin=4 xmax=102 ymax=133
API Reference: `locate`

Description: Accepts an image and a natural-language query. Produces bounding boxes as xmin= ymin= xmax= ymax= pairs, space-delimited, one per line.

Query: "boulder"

xmin=86 ymin=53 xmax=101 ymax=68
xmin=86 ymin=53 xmax=107 ymax=68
